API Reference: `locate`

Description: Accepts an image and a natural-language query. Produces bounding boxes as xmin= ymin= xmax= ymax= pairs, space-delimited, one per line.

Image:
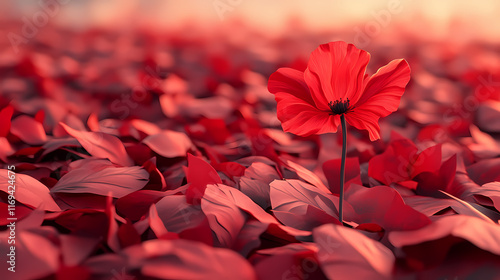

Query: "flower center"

xmin=328 ymin=98 xmax=352 ymax=115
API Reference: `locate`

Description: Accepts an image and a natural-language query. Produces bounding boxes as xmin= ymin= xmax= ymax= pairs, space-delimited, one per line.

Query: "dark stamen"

xmin=328 ymin=98 xmax=353 ymax=115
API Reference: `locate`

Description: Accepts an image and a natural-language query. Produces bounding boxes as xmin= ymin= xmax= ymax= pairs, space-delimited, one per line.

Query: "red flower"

xmin=268 ymin=41 xmax=411 ymax=141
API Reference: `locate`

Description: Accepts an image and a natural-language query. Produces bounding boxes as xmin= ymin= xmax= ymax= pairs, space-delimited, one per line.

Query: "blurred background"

xmin=1 ymin=0 xmax=500 ymax=142
xmin=1 ymin=0 xmax=500 ymax=41
xmin=3 ymin=3 xmax=500 ymax=280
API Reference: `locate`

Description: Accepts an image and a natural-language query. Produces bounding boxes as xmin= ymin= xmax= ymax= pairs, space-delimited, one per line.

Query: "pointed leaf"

xmin=51 ymin=165 xmax=149 ymax=198
xmin=142 ymin=130 xmax=194 ymax=158
xmin=60 ymin=122 xmax=133 ymax=166
xmin=0 ymin=170 xmax=60 ymax=211
xmin=314 ymin=224 xmax=395 ymax=280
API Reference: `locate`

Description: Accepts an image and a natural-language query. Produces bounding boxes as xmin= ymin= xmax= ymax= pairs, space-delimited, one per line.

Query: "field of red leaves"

xmin=1 ymin=20 xmax=500 ymax=280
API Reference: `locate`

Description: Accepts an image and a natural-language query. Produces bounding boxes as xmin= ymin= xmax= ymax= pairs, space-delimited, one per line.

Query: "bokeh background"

xmin=2 ymin=0 xmax=500 ymax=144
xmin=2 ymin=0 xmax=500 ymax=41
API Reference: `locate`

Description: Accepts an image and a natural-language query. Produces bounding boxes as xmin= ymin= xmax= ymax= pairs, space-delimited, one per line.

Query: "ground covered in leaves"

xmin=1 ymin=23 xmax=500 ymax=279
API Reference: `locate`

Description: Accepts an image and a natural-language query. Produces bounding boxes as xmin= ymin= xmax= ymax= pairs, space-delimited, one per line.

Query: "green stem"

xmin=339 ymin=114 xmax=347 ymax=225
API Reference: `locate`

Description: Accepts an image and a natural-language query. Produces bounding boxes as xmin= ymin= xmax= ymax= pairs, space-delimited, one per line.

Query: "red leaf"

xmin=476 ymin=100 xmax=500 ymax=132
xmin=468 ymin=125 xmax=500 ymax=158
xmin=467 ymin=158 xmax=500 ymax=185
xmin=123 ymin=239 xmax=257 ymax=279
xmin=10 ymin=115 xmax=47 ymax=145
xmin=234 ymin=220 xmax=269 ymax=257
xmin=0 ymin=105 xmax=14 ymax=137
xmin=410 ymin=144 xmax=442 ymax=178
xmin=0 ymin=170 xmax=60 ymax=211
xmin=51 ymin=164 xmax=149 ymax=198
xmin=116 ymin=190 xmax=168 ymax=221
xmin=142 ymin=130 xmax=194 ymax=158
xmin=415 ymin=154 xmax=456 ymax=196
xmin=59 ymin=234 xmax=100 ymax=267
xmin=314 ymin=224 xmax=395 ymax=280
xmin=254 ymin=245 xmax=326 ymax=280
xmin=60 ymin=122 xmax=133 ymax=166
xmin=323 ymin=157 xmax=361 ymax=195
xmin=270 ymin=179 xmax=345 ymax=231
xmin=463 ymin=182 xmax=500 ymax=212
xmin=205 ymin=184 xmax=310 ymax=237
xmin=160 ymin=95 xmax=234 ymax=119
xmin=178 ymin=217 xmax=214 ymax=246
xmin=148 ymin=203 xmax=169 ymax=238
xmin=389 ymin=215 xmax=500 ymax=256
xmin=439 ymin=191 xmax=497 ymax=223
xmin=238 ymin=162 xmax=280 ymax=209
xmin=0 ymin=201 xmax=33 ymax=225
xmin=118 ymin=219 xmax=141 ymax=248
xmin=34 ymin=109 xmax=45 ymax=124
xmin=216 ymin=161 xmax=246 ymax=178
xmin=142 ymin=157 xmax=167 ymax=190
xmin=369 ymin=137 xmax=442 ymax=186
xmin=0 ymin=137 xmax=15 ymax=162
xmin=185 ymin=153 xmax=222 ymax=204
xmin=41 ymin=137 xmax=80 ymax=157
xmin=286 ymin=159 xmax=331 ymax=194
xmin=201 ymin=184 xmax=247 ymax=247
xmin=86 ymin=113 xmax=100 ymax=132
xmin=0 ymin=229 xmax=60 ymax=280
xmin=154 ymin=195 xmax=206 ymax=233
xmin=346 ymin=185 xmax=431 ymax=231
xmin=186 ymin=118 xmax=231 ymax=145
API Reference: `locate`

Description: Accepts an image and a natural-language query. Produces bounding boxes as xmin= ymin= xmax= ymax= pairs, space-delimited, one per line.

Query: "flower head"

xmin=268 ymin=41 xmax=411 ymax=141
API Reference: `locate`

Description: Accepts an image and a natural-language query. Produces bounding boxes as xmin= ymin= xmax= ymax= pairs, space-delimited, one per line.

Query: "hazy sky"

xmin=2 ymin=0 xmax=500 ymax=41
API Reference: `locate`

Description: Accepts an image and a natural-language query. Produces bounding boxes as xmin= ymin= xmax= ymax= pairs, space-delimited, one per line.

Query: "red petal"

xmin=357 ymin=59 xmax=411 ymax=113
xmin=345 ymin=108 xmax=382 ymax=141
xmin=268 ymin=67 xmax=315 ymax=106
xmin=275 ymin=91 xmax=338 ymax=136
xmin=304 ymin=41 xmax=370 ymax=110
xmin=346 ymin=59 xmax=410 ymax=141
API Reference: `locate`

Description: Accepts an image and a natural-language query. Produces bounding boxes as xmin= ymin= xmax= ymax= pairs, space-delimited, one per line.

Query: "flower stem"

xmin=339 ymin=114 xmax=347 ymax=225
